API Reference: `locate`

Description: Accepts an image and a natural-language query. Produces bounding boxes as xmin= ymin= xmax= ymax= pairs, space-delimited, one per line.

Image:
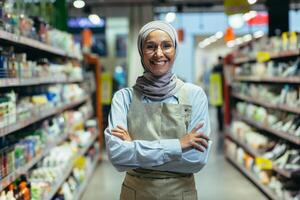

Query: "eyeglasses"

xmin=143 ymin=41 xmax=175 ymax=54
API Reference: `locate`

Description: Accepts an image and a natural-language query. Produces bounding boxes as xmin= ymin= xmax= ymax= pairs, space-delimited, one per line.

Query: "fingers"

xmin=190 ymin=140 xmax=205 ymax=152
xmin=195 ymin=133 xmax=209 ymax=141
xmin=111 ymin=128 xmax=124 ymax=134
xmin=193 ymin=138 xmax=208 ymax=148
xmin=111 ymin=131 xmax=124 ymax=139
xmin=191 ymin=123 xmax=204 ymax=134
xmin=117 ymin=125 xmax=127 ymax=131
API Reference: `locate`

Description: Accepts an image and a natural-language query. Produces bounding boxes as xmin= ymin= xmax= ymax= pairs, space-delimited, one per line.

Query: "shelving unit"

xmin=235 ymin=113 xmax=300 ymax=145
xmin=0 ymin=76 xmax=84 ymax=88
xmin=233 ymin=76 xmax=300 ymax=84
xmin=0 ymin=95 xmax=89 ymax=137
xmin=224 ymin=42 xmax=300 ymax=199
xmin=225 ymin=133 xmax=292 ymax=178
xmin=0 ymin=28 xmax=101 ymax=199
xmin=225 ymin=155 xmax=278 ymax=200
xmin=0 ymin=30 xmax=80 ymax=59
xmin=73 ymin=153 xmax=99 ymax=200
xmin=44 ymin=133 xmax=98 ymax=200
xmin=233 ymin=49 xmax=300 ymax=65
xmin=232 ymin=92 xmax=300 ymax=114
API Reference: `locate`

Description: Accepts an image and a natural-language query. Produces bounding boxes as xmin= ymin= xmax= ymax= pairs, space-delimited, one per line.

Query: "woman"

xmin=105 ymin=20 xmax=212 ymax=200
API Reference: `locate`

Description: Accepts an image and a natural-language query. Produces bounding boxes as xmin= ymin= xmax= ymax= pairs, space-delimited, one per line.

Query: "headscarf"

xmin=133 ymin=20 xmax=184 ymax=101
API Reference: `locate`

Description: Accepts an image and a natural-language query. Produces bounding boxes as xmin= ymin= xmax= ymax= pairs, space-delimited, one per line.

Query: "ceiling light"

xmin=215 ymin=31 xmax=224 ymax=39
xmin=235 ymin=38 xmax=243 ymax=45
xmin=228 ymin=14 xmax=244 ymax=29
xmin=73 ymin=0 xmax=85 ymax=9
xmin=88 ymin=14 xmax=101 ymax=25
xmin=247 ymin=0 xmax=257 ymax=5
xmin=254 ymin=31 xmax=264 ymax=38
xmin=165 ymin=12 xmax=176 ymax=23
xmin=243 ymin=34 xmax=252 ymax=42
xmin=226 ymin=41 xmax=235 ymax=48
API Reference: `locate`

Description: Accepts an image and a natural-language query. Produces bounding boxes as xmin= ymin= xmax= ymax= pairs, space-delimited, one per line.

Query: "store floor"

xmin=82 ymin=108 xmax=267 ymax=200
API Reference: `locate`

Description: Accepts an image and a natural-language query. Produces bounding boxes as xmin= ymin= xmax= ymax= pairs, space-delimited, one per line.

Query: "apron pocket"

xmin=120 ymin=184 xmax=136 ymax=200
xmin=183 ymin=190 xmax=197 ymax=200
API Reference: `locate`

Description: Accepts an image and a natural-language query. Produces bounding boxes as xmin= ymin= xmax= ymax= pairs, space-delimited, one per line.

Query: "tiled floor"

xmin=82 ymin=108 xmax=267 ymax=200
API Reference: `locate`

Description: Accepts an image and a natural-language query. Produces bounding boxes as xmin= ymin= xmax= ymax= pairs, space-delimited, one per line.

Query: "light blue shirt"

xmin=105 ymin=83 xmax=212 ymax=173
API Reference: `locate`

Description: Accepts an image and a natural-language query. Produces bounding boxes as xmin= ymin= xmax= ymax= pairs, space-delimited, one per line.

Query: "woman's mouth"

xmin=150 ymin=60 xmax=167 ymax=66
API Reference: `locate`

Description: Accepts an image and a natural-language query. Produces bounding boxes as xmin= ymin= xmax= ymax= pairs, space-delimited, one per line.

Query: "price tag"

xmin=256 ymin=51 xmax=271 ymax=63
xmin=255 ymin=157 xmax=273 ymax=170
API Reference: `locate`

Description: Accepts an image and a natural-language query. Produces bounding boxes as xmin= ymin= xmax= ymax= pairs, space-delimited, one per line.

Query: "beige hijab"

xmin=133 ymin=20 xmax=184 ymax=101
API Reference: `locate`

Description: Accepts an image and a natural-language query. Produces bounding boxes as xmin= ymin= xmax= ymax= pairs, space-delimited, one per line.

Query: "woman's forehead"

xmin=144 ymin=30 xmax=172 ymax=42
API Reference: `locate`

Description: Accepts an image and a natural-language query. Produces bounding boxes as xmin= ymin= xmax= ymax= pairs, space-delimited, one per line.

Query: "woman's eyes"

xmin=145 ymin=44 xmax=156 ymax=50
xmin=162 ymin=43 xmax=172 ymax=49
xmin=145 ymin=42 xmax=173 ymax=50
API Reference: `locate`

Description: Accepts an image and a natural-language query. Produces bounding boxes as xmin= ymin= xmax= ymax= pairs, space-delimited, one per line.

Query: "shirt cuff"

xmin=160 ymin=139 xmax=182 ymax=161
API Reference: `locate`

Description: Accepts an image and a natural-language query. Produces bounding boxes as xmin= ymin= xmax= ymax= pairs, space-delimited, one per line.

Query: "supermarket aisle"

xmin=82 ymin=108 xmax=267 ymax=200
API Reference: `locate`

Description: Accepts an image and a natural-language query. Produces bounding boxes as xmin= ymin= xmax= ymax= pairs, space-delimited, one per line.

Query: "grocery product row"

xmin=233 ymin=32 xmax=300 ymax=64
xmin=0 ymin=1 xmax=81 ymax=59
xmin=232 ymin=82 xmax=300 ymax=114
xmin=225 ymin=32 xmax=300 ymax=200
xmin=0 ymin=100 xmax=98 ymax=199
xmin=0 ymin=83 xmax=89 ymax=134
xmin=225 ymin=137 xmax=299 ymax=200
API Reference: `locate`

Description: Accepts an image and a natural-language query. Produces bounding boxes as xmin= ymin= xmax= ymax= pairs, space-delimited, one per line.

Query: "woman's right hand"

xmin=180 ymin=123 xmax=209 ymax=152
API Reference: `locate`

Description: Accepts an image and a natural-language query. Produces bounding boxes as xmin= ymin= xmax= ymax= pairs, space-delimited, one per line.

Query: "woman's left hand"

xmin=111 ymin=125 xmax=132 ymax=141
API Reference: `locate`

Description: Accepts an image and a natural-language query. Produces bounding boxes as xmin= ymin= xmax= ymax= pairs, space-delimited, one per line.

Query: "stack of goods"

xmin=226 ymin=121 xmax=300 ymax=199
xmin=235 ymin=32 xmax=300 ymax=59
xmin=0 ymin=1 xmax=81 ymax=59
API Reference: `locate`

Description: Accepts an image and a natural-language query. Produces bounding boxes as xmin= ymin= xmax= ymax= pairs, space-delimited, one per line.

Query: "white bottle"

xmin=6 ymin=191 xmax=15 ymax=200
xmin=0 ymin=191 xmax=7 ymax=200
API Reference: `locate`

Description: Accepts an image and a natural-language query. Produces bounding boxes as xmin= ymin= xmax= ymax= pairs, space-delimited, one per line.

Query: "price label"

xmin=255 ymin=157 xmax=273 ymax=170
xmin=256 ymin=51 xmax=271 ymax=63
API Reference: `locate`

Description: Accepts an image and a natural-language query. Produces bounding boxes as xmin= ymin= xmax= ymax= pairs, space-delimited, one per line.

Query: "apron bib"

xmin=120 ymin=84 xmax=197 ymax=200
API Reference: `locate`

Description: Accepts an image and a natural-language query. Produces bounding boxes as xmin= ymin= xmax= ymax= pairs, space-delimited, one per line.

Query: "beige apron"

xmin=120 ymin=84 xmax=197 ymax=200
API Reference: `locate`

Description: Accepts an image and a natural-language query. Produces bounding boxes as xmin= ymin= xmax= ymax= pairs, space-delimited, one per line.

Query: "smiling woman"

xmin=105 ymin=20 xmax=212 ymax=200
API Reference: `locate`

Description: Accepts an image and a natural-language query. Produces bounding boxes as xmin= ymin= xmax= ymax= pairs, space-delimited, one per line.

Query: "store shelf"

xmin=225 ymin=134 xmax=292 ymax=178
xmin=233 ymin=76 xmax=300 ymax=84
xmin=233 ymin=56 xmax=256 ymax=65
xmin=233 ymin=49 xmax=300 ymax=65
xmin=0 ymin=96 xmax=89 ymax=138
xmin=232 ymin=93 xmax=300 ymax=115
xmin=0 ymin=133 xmax=69 ymax=191
xmin=0 ymin=30 xmax=80 ymax=60
xmin=225 ymin=155 xmax=278 ymax=200
xmin=44 ymin=133 xmax=98 ymax=200
xmin=73 ymin=155 xmax=99 ymax=200
xmin=225 ymin=134 xmax=260 ymax=157
xmin=0 ymin=76 xmax=84 ymax=87
xmin=235 ymin=114 xmax=300 ymax=145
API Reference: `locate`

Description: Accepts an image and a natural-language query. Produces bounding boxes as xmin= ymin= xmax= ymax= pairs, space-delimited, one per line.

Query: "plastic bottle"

xmin=0 ymin=191 xmax=6 ymax=200
xmin=6 ymin=191 xmax=15 ymax=200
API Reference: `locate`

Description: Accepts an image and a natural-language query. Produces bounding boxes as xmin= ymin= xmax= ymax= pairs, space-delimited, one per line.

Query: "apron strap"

xmin=176 ymin=81 xmax=191 ymax=106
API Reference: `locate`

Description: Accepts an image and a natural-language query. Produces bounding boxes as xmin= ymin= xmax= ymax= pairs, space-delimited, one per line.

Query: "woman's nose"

xmin=155 ymin=46 xmax=164 ymax=56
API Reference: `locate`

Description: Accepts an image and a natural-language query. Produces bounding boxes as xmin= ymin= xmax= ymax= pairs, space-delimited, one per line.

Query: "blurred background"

xmin=0 ymin=0 xmax=299 ymax=199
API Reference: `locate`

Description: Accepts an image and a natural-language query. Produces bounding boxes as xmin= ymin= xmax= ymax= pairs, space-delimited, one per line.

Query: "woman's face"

xmin=142 ymin=30 xmax=175 ymax=76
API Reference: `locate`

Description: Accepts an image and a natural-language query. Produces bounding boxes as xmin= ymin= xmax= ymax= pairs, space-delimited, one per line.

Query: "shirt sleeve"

xmin=105 ymin=89 xmax=182 ymax=172
xmin=144 ymin=86 xmax=212 ymax=173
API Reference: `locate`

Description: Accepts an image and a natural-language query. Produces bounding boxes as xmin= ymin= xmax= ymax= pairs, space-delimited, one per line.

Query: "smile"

xmin=150 ymin=60 xmax=168 ymax=66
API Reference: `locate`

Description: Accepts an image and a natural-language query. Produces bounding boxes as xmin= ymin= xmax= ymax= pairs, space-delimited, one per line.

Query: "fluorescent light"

xmin=243 ymin=34 xmax=252 ymax=42
xmin=215 ymin=31 xmax=224 ymax=39
xmin=73 ymin=0 xmax=85 ymax=8
xmin=254 ymin=31 xmax=264 ymax=38
xmin=227 ymin=41 xmax=235 ymax=48
xmin=228 ymin=14 xmax=244 ymax=29
xmin=88 ymin=14 xmax=101 ymax=25
xmin=248 ymin=0 xmax=257 ymax=5
xmin=165 ymin=12 xmax=176 ymax=23
xmin=235 ymin=38 xmax=243 ymax=45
